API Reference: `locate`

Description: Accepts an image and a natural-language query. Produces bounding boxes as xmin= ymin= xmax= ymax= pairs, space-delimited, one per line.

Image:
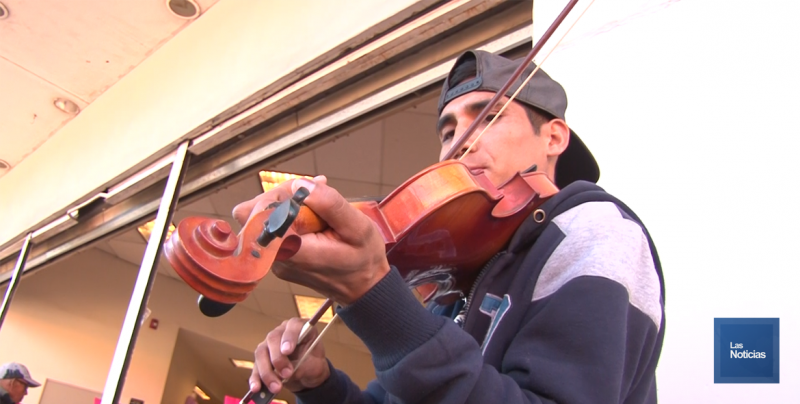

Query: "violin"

xmin=164 ymin=160 xmax=558 ymax=311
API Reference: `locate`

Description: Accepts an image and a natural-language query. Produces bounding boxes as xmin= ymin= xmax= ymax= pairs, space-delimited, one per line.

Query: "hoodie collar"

xmin=507 ymin=180 xmax=606 ymax=253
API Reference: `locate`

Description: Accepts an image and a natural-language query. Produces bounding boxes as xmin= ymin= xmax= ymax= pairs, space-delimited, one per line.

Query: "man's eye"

xmin=485 ymin=113 xmax=499 ymax=123
xmin=440 ymin=131 xmax=454 ymax=143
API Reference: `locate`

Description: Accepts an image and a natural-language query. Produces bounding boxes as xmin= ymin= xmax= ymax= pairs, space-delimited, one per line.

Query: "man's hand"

xmin=250 ymin=318 xmax=329 ymax=394
xmin=232 ymin=175 xmax=391 ymax=304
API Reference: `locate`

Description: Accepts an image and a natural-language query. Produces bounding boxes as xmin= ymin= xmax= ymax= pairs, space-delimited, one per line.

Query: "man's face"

xmin=7 ymin=379 xmax=28 ymax=403
xmin=437 ymin=91 xmax=553 ymax=186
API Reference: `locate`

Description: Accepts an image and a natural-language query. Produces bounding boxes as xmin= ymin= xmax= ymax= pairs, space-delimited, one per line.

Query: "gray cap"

xmin=0 ymin=362 xmax=41 ymax=387
xmin=438 ymin=50 xmax=600 ymax=189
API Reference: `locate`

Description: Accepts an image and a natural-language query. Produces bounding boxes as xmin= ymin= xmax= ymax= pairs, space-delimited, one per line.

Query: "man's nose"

xmin=443 ymin=127 xmax=478 ymax=160
xmin=457 ymin=138 xmax=478 ymax=158
xmin=457 ymin=144 xmax=469 ymax=159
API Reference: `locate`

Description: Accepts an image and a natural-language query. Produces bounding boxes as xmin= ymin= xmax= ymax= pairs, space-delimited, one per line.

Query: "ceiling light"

xmin=193 ymin=386 xmax=210 ymax=400
xmin=0 ymin=159 xmax=9 ymax=171
xmin=53 ymin=98 xmax=80 ymax=115
xmin=259 ymin=170 xmax=313 ymax=193
xmin=294 ymin=295 xmax=334 ymax=323
xmin=230 ymin=358 xmax=254 ymax=369
xmin=167 ymin=0 xmax=200 ymax=19
xmin=137 ymin=220 xmax=176 ymax=243
xmin=0 ymin=2 xmax=8 ymax=20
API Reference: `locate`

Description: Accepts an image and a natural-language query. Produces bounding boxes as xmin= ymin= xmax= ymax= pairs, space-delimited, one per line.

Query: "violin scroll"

xmin=163 ymin=188 xmax=315 ymax=316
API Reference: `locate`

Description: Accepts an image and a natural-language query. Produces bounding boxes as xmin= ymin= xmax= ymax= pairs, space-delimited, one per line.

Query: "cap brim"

xmin=554 ymin=129 xmax=600 ymax=189
xmin=23 ymin=377 xmax=41 ymax=388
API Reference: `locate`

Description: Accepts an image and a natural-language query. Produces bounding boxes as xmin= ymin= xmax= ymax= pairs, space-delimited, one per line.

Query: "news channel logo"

xmin=714 ymin=318 xmax=779 ymax=383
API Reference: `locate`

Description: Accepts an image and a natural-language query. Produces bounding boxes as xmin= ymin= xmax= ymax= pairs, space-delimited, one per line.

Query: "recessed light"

xmin=166 ymin=0 xmax=200 ymax=19
xmin=294 ymin=295 xmax=334 ymax=323
xmin=137 ymin=220 xmax=176 ymax=243
xmin=230 ymin=358 xmax=254 ymax=369
xmin=53 ymin=98 xmax=80 ymax=115
xmin=0 ymin=159 xmax=10 ymax=170
xmin=0 ymin=2 xmax=9 ymax=20
xmin=259 ymin=170 xmax=313 ymax=193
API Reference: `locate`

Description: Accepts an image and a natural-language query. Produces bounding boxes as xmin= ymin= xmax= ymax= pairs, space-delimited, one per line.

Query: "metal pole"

xmin=100 ymin=141 xmax=191 ymax=404
xmin=0 ymin=233 xmax=33 ymax=331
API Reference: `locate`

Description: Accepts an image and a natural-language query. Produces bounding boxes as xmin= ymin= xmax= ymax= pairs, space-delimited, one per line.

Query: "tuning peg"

xmin=256 ymin=187 xmax=311 ymax=247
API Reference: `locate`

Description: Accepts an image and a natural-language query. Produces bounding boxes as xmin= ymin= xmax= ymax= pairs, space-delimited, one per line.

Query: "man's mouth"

xmin=467 ymin=166 xmax=486 ymax=175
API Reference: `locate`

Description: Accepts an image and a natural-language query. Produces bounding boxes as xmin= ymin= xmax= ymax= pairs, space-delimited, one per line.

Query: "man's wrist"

xmin=292 ymin=360 xmax=340 ymax=397
xmin=336 ymin=261 xmax=392 ymax=305
xmin=292 ymin=359 xmax=332 ymax=392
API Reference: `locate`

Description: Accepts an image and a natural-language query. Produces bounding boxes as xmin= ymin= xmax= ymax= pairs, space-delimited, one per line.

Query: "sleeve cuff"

xmin=294 ymin=360 xmax=349 ymax=404
xmin=337 ymin=266 xmax=446 ymax=370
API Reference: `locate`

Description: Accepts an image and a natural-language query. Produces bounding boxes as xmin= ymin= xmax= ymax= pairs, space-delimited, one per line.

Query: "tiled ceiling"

xmin=0 ymin=0 xmax=220 ymax=179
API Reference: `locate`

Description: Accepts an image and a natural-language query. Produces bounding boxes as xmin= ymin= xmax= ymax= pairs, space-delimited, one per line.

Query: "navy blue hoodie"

xmin=296 ymin=181 xmax=665 ymax=403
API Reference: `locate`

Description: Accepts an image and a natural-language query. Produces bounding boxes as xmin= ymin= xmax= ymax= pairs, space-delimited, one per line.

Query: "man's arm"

xmin=296 ymin=204 xmax=663 ymax=403
xmin=295 ymin=361 xmax=386 ymax=404
xmin=312 ymin=273 xmax=658 ymax=403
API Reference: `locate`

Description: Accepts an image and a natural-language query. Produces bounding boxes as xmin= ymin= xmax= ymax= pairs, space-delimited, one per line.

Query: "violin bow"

xmin=243 ymin=0 xmax=595 ymax=401
xmin=241 ymin=299 xmax=336 ymax=404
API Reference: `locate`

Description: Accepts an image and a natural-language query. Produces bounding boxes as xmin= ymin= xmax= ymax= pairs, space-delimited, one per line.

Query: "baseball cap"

xmin=437 ymin=50 xmax=600 ymax=189
xmin=0 ymin=362 xmax=41 ymax=387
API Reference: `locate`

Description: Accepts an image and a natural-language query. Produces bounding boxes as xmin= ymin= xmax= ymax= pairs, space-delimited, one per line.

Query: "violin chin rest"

xmin=197 ymin=294 xmax=236 ymax=317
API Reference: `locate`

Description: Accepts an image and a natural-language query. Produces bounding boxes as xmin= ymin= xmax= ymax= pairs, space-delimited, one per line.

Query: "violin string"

xmin=458 ymin=0 xmax=597 ymax=161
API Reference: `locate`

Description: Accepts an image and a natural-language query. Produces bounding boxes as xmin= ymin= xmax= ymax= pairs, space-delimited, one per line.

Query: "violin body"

xmin=362 ymin=160 xmax=558 ymax=302
xmin=164 ymin=160 xmax=558 ymax=307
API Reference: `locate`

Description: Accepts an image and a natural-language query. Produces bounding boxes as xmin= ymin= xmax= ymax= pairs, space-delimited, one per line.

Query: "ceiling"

xmin=92 ymin=95 xmax=441 ymax=325
xmin=0 ymin=0 xmax=220 ymax=178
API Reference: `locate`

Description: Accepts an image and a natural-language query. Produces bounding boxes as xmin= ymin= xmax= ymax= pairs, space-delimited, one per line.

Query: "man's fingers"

xmin=254 ymin=340 xmax=282 ymax=394
xmin=265 ymin=327 xmax=293 ymax=381
xmin=292 ymin=176 xmax=375 ymax=244
xmin=232 ymin=198 xmax=258 ymax=226
xmin=232 ymin=181 xmax=296 ymax=226
xmin=281 ymin=317 xmax=307 ymax=356
xmin=249 ymin=363 xmax=261 ymax=392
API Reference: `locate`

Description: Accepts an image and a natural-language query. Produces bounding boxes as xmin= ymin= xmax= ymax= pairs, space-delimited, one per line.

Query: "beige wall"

xmin=162 ymin=335 xmax=214 ymax=404
xmin=0 ymin=246 xmax=373 ymax=404
xmin=0 ymin=249 xmax=178 ymax=404
xmin=0 ymin=0 xmax=429 ymax=249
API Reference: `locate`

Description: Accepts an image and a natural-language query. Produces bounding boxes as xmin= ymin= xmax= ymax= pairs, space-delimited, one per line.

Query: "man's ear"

xmin=544 ymin=119 xmax=570 ymax=157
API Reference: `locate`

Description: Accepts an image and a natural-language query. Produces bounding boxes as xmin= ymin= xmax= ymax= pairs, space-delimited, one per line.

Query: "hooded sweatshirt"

xmin=296 ymin=181 xmax=665 ymax=404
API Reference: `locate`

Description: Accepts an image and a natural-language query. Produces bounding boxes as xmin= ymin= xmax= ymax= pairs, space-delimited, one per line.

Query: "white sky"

xmin=534 ymin=0 xmax=799 ymax=401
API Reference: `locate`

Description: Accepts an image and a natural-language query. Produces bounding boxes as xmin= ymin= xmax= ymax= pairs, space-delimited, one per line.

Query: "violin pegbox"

xmin=163 ymin=187 xmax=313 ymax=317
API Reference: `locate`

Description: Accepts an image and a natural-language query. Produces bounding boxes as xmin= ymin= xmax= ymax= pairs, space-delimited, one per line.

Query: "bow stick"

xmin=241 ymin=299 xmax=336 ymax=404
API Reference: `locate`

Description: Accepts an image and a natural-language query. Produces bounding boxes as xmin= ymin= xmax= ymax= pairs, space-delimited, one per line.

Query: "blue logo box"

xmin=714 ymin=318 xmax=779 ymax=383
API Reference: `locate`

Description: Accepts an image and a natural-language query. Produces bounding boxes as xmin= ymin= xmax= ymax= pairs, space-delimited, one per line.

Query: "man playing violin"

xmin=234 ymin=50 xmax=665 ymax=403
